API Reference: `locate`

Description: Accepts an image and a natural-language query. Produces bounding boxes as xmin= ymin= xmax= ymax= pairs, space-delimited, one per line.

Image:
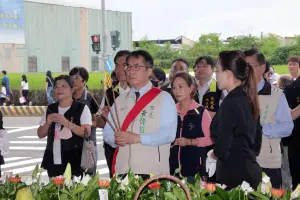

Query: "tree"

xmin=260 ymin=34 xmax=280 ymax=58
xmin=226 ymin=35 xmax=261 ymax=50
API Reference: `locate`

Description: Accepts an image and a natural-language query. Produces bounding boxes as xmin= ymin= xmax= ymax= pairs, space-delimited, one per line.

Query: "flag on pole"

xmin=106 ymin=58 xmax=113 ymax=73
xmin=104 ymin=72 xmax=112 ymax=88
xmin=103 ymin=58 xmax=113 ymax=89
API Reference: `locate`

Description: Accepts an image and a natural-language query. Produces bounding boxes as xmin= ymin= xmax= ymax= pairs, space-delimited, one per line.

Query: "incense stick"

xmin=91 ymin=94 xmax=117 ymax=132
xmin=101 ymin=81 xmax=120 ymax=131
xmin=112 ymin=87 xmax=121 ymax=130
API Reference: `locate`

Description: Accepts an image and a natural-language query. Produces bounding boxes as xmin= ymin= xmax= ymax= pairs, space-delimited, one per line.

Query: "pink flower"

xmin=200 ymin=181 xmax=207 ymax=189
xmin=261 ymin=183 xmax=268 ymax=194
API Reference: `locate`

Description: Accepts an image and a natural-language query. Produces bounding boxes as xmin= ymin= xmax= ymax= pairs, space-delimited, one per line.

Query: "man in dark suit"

xmin=97 ymin=50 xmax=131 ymax=178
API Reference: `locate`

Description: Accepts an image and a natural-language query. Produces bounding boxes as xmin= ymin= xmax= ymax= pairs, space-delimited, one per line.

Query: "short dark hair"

xmin=244 ymin=48 xmax=260 ymax=57
xmin=69 ymin=66 xmax=89 ymax=82
xmin=152 ymin=67 xmax=166 ymax=82
xmin=194 ymin=56 xmax=216 ymax=68
xmin=54 ymin=75 xmax=74 ymax=88
xmin=126 ymin=50 xmax=154 ymax=67
xmin=288 ymin=56 xmax=300 ymax=65
xmin=265 ymin=61 xmax=271 ymax=74
xmin=257 ymin=53 xmax=266 ymax=65
xmin=171 ymin=58 xmax=189 ymax=68
xmin=278 ymin=74 xmax=293 ymax=89
xmin=2 ymin=70 xmax=7 ymax=75
xmin=111 ymin=70 xmax=117 ymax=78
xmin=114 ymin=50 xmax=131 ymax=63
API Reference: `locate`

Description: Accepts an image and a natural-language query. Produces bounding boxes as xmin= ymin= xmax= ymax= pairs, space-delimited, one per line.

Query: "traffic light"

xmin=91 ymin=34 xmax=101 ymax=54
xmin=110 ymin=31 xmax=120 ymax=50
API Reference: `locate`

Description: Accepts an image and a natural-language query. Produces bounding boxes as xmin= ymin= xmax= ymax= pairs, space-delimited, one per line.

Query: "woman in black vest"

xmin=209 ymin=51 xmax=262 ymax=190
xmin=37 ymin=75 xmax=92 ymax=177
xmin=169 ymin=72 xmax=213 ymax=184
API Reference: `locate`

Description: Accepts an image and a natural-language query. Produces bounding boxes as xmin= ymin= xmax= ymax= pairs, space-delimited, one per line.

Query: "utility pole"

xmin=101 ymin=0 xmax=108 ymax=89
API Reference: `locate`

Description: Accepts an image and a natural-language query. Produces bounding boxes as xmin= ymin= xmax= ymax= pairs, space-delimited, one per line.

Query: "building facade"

xmin=0 ymin=0 xmax=133 ymax=73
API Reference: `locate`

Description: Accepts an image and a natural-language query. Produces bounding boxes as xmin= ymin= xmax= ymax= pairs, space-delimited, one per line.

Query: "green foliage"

xmin=136 ymin=33 xmax=300 ymax=69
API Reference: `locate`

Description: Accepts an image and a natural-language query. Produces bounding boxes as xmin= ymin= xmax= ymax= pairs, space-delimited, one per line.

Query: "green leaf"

xmin=59 ymin=193 xmax=69 ymax=200
xmin=175 ymin=168 xmax=181 ymax=175
xmin=216 ymin=186 xmax=229 ymax=200
xmin=32 ymin=165 xmax=39 ymax=179
xmin=164 ymin=192 xmax=178 ymax=200
xmin=250 ymin=191 xmax=269 ymax=200
xmin=73 ymin=183 xmax=86 ymax=195
xmin=206 ymin=194 xmax=222 ymax=200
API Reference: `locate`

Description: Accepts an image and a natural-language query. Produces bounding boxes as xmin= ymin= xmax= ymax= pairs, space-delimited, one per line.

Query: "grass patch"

xmin=1 ymin=65 xmax=289 ymax=90
xmin=2 ymin=73 xmax=105 ymax=90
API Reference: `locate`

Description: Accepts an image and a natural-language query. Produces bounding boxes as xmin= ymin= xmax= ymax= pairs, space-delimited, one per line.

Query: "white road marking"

xmin=10 ymin=141 xmax=47 ymax=144
xmin=4 ymin=157 xmax=30 ymax=162
xmin=7 ymin=126 xmax=39 ymax=134
xmin=17 ymin=136 xmax=103 ymax=139
xmin=9 ymin=146 xmax=45 ymax=150
xmin=5 ymin=165 xmax=38 ymax=174
xmin=97 ymin=168 xmax=109 ymax=175
xmin=18 ymin=136 xmax=41 ymax=139
xmin=2 ymin=158 xmax=43 ymax=169
xmin=97 ymin=159 xmax=107 ymax=166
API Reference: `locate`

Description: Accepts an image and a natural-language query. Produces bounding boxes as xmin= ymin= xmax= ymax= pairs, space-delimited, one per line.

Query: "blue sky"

xmin=37 ymin=0 xmax=300 ymax=41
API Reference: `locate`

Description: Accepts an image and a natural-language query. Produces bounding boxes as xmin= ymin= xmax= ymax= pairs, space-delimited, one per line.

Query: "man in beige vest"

xmin=103 ymin=50 xmax=177 ymax=179
xmin=245 ymin=49 xmax=294 ymax=188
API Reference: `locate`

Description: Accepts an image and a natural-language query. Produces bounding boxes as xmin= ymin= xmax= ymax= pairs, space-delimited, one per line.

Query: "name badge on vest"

xmin=203 ymin=92 xmax=219 ymax=112
xmin=139 ymin=106 xmax=155 ymax=133
xmin=260 ymin=104 xmax=270 ymax=124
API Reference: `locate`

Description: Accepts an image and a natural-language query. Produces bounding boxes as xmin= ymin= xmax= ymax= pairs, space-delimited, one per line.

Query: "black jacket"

xmin=169 ymin=106 xmax=207 ymax=177
xmin=283 ymin=76 xmax=300 ymax=147
xmin=210 ymin=86 xmax=262 ymax=190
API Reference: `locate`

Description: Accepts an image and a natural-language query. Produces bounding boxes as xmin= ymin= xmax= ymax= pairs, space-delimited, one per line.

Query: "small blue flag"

xmin=106 ymin=58 xmax=113 ymax=72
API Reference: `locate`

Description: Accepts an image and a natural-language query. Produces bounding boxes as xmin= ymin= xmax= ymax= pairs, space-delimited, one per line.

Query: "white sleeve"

xmin=39 ymin=112 xmax=47 ymax=126
xmin=80 ymin=105 xmax=92 ymax=125
xmin=21 ymin=81 xmax=24 ymax=87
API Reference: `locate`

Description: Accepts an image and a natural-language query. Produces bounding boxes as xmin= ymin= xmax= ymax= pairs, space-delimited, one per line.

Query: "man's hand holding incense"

xmin=115 ymin=131 xmax=141 ymax=146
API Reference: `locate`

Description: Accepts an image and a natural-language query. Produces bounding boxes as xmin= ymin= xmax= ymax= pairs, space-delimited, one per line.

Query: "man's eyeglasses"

xmin=125 ymin=64 xmax=147 ymax=71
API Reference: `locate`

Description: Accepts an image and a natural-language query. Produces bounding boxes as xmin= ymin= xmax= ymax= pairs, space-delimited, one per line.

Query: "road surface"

xmin=2 ymin=117 xmax=108 ymax=181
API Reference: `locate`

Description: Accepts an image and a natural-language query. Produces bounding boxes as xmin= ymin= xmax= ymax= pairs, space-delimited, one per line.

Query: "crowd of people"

xmin=34 ymin=48 xmax=300 ymax=191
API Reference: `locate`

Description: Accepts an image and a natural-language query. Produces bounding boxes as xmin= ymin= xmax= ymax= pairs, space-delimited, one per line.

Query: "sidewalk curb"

xmin=0 ymin=106 xmax=46 ymax=117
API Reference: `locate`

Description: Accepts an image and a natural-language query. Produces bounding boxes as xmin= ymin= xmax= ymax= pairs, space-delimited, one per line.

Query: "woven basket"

xmin=133 ymin=175 xmax=192 ymax=200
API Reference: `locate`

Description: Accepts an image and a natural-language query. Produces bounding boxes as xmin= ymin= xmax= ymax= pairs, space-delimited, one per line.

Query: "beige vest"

xmin=257 ymin=85 xmax=282 ymax=168
xmin=114 ymin=83 xmax=171 ymax=175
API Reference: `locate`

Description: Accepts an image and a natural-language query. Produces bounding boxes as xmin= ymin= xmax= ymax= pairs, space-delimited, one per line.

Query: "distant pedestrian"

xmin=1 ymin=71 xmax=10 ymax=106
xmin=20 ymin=75 xmax=29 ymax=105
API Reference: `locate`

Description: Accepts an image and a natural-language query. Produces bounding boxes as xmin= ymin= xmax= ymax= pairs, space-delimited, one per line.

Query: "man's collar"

xmin=258 ymin=79 xmax=271 ymax=95
xmin=131 ymin=81 xmax=152 ymax=96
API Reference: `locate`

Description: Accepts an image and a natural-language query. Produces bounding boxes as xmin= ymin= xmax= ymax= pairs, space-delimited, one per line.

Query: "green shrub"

xmin=8 ymin=89 xmax=103 ymax=106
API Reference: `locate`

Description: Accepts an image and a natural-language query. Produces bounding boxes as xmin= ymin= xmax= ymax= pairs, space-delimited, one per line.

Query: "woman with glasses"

xmin=37 ymin=75 xmax=92 ymax=177
xmin=69 ymin=67 xmax=99 ymax=166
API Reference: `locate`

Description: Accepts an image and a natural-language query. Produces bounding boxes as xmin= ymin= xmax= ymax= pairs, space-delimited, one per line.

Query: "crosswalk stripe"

xmin=97 ymin=168 xmax=109 ymax=175
xmin=9 ymin=147 xmax=45 ymax=150
xmin=4 ymin=157 xmax=30 ymax=162
xmin=10 ymin=141 xmax=47 ymax=144
xmin=17 ymin=136 xmax=103 ymax=139
xmin=7 ymin=165 xmax=39 ymax=174
xmin=2 ymin=158 xmax=43 ymax=169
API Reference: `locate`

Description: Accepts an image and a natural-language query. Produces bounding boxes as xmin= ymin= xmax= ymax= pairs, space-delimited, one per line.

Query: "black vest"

xmin=169 ymin=106 xmax=207 ymax=177
xmin=283 ymin=77 xmax=300 ymax=146
xmin=41 ymin=101 xmax=85 ymax=170
xmin=194 ymin=81 xmax=222 ymax=112
xmin=104 ymin=87 xmax=120 ymax=106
